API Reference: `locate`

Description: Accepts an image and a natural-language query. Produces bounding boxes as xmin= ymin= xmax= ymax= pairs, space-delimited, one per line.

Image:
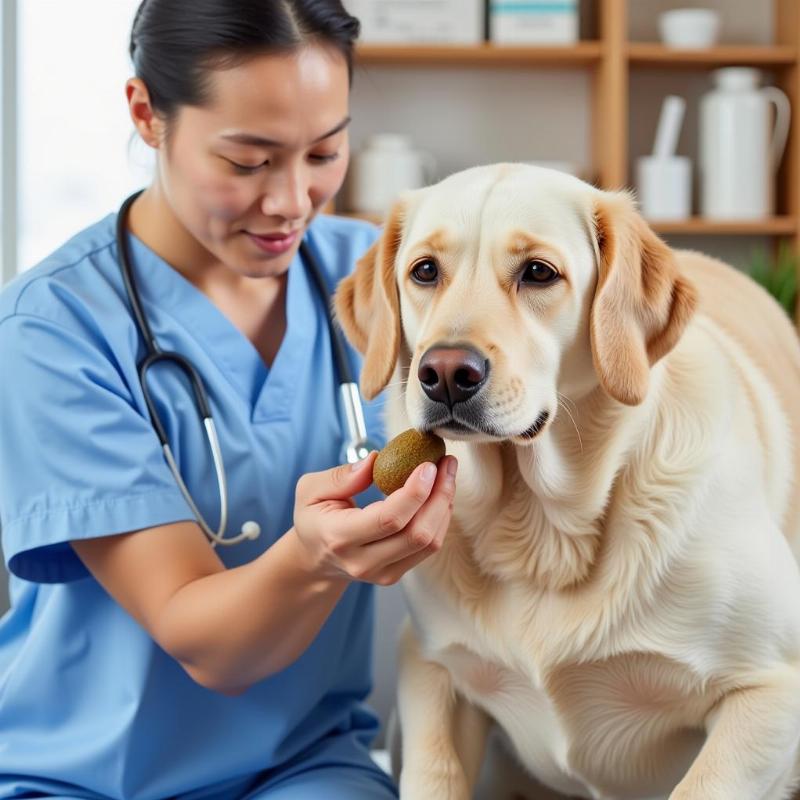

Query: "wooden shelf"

xmin=355 ymin=43 xmax=796 ymax=70
xmin=650 ymin=217 xmax=797 ymax=235
xmin=628 ymin=43 xmax=797 ymax=68
xmin=355 ymin=42 xmax=603 ymax=68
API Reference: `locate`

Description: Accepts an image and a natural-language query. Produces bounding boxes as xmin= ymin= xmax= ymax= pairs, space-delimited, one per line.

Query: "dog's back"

xmin=677 ymin=250 xmax=800 ymax=545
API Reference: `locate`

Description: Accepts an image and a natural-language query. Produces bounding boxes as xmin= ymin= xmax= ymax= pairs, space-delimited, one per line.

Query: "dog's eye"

xmin=411 ymin=259 xmax=438 ymax=285
xmin=520 ymin=260 xmax=559 ymax=286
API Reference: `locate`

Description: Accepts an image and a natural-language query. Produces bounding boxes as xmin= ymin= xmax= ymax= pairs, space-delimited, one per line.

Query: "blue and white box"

xmin=490 ymin=0 xmax=579 ymax=45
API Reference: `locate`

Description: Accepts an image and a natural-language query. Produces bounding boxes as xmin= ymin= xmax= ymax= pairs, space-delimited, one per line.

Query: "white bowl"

xmin=659 ymin=8 xmax=720 ymax=49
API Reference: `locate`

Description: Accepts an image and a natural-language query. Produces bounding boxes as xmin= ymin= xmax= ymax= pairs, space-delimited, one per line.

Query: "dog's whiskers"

xmin=557 ymin=392 xmax=583 ymax=454
xmin=557 ymin=390 xmax=578 ymax=415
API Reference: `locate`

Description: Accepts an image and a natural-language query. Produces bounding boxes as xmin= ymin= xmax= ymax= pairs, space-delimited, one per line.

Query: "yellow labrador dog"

xmin=334 ymin=163 xmax=800 ymax=800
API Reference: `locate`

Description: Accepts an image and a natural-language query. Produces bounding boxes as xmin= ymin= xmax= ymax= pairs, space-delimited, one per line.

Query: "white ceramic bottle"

xmin=699 ymin=67 xmax=790 ymax=219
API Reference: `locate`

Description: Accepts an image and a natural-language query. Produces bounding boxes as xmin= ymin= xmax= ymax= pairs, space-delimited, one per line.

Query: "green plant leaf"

xmin=746 ymin=244 xmax=799 ymax=318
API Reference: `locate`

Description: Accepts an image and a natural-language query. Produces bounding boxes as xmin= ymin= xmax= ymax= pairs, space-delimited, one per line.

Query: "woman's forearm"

xmin=156 ymin=528 xmax=350 ymax=693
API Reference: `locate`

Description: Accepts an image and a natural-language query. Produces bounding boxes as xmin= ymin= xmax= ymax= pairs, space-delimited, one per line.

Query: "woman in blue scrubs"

xmin=0 ymin=2 xmax=458 ymax=798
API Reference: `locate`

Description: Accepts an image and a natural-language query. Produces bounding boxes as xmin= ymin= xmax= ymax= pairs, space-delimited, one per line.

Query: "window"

xmin=0 ymin=0 xmax=17 ymax=286
xmin=13 ymin=0 xmax=151 ymax=275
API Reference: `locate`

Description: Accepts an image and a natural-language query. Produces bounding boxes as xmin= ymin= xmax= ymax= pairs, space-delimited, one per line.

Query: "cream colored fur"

xmin=334 ymin=164 xmax=800 ymax=800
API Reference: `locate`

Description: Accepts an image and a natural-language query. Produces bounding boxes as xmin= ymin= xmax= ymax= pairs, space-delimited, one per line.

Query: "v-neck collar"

xmin=122 ymin=223 xmax=317 ymax=424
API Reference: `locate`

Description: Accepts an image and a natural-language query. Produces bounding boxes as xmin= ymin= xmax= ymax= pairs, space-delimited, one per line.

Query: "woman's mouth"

xmin=245 ymin=230 xmax=300 ymax=255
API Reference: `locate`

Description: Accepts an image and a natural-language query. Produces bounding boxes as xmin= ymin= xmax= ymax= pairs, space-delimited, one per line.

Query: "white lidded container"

xmin=699 ymin=67 xmax=791 ymax=219
xmin=346 ymin=134 xmax=437 ymax=215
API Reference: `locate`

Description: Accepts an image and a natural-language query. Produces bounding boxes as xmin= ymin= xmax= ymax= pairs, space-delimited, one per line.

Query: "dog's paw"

xmin=399 ymin=760 xmax=470 ymax=800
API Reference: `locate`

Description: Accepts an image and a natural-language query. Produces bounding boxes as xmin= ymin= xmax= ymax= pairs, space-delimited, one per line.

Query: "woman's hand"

xmin=292 ymin=451 xmax=458 ymax=586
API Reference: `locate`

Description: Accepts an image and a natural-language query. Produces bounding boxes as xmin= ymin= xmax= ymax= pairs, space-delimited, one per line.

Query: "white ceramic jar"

xmin=346 ymin=134 xmax=436 ymax=215
xmin=699 ymin=67 xmax=790 ymax=219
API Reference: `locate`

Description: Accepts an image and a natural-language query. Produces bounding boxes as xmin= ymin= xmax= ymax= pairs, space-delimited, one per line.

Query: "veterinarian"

xmin=0 ymin=1 xmax=458 ymax=797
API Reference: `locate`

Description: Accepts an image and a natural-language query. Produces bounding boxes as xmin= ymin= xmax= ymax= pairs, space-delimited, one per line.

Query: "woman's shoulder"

xmin=311 ymin=211 xmax=380 ymax=244
xmin=0 ymin=213 xmax=119 ymax=332
xmin=307 ymin=213 xmax=381 ymax=283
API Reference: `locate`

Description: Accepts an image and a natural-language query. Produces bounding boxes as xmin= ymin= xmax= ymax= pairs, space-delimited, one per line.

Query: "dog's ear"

xmin=590 ymin=191 xmax=697 ymax=406
xmin=333 ymin=201 xmax=405 ymax=401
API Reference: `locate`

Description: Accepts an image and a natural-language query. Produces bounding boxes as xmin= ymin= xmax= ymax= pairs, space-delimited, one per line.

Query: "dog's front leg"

xmin=669 ymin=667 xmax=800 ymax=800
xmin=397 ymin=620 xmax=487 ymax=799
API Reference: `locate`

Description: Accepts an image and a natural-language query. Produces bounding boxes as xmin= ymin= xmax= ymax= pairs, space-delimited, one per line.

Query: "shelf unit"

xmin=354 ymin=42 xmax=604 ymax=67
xmin=341 ymin=0 xmax=800 ymax=326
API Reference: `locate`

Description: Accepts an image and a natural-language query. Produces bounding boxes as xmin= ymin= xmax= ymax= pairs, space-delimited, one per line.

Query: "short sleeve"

xmin=0 ymin=313 xmax=192 ymax=583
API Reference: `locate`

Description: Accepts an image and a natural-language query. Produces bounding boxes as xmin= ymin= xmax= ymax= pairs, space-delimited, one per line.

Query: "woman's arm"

xmin=73 ymin=518 xmax=347 ymax=695
xmin=72 ymin=452 xmax=456 ymax=695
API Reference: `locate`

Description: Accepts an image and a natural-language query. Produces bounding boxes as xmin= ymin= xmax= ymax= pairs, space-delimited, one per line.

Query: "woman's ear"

xmin=590 ymin=191 xmax=697 ymax=405
xmin=125 ymin=78 xmax=165 ymax=149
xmin=334 ymin=201 xmax=406 ymax=401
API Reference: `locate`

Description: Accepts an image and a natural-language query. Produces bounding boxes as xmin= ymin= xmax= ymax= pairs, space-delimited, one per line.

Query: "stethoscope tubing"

xmin=115 ymin=190 xmax=376 ymax=547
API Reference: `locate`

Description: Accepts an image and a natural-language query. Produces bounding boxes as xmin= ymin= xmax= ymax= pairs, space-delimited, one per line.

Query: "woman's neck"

xmin=127 ymin=184 xmax=217 ymax=281
xmin=126 ymin=182 xmax=289 ymax=366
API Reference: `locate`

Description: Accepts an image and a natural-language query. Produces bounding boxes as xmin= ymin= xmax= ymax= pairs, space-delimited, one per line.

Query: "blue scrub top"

xmin=0 ymin=209 xmax=387 ymax=799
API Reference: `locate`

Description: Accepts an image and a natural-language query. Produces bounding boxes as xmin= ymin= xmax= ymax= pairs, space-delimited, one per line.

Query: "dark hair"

xmin=129 ymin=0 xmax=360 ymax=124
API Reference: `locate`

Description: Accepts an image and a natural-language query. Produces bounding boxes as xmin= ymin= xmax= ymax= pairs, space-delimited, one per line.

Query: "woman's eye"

xmin=228 ymin=160 xmax=267 ymax=175
xmin=520 ymin=260 xmax=559 ymax=286
xmin=310 ymin=152 xmax=340 ymax=164
xmin=411 ymin=259 xmax=438 ymax=284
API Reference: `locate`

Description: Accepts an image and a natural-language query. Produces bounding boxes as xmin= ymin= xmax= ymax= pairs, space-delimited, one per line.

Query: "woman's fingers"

xmin=295 ymin=451 xmax=378 ymax=506
xmin=293 ymin=452 xmax=458 ymax=585
xmin=353 ymin=456 xmax=458 ymax=574
xmin=370 ymin=541 xmax=441 ymax=586
xmin=328 ymin=459 xmax=441 ymax=548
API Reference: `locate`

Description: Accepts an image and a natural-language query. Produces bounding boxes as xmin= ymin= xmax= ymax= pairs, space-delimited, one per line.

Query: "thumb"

xmin=308 ymin=451 xmax=378 ymax=503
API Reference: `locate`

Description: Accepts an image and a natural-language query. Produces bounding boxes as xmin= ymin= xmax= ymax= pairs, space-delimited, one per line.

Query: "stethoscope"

xmin=115 ymin=190 xmax=379 ymax=547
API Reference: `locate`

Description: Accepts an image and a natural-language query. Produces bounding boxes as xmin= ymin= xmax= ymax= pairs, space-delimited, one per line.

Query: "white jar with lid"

xmin=346 ymin=134 xmax=436 ymax=215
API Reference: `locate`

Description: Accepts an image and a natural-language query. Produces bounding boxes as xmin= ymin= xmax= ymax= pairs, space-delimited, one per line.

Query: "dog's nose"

xmin=418 ymin=346 xmax=489 ymax=406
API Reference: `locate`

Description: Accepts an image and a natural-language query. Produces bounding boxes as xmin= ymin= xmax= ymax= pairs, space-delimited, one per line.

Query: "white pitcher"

xmin=346 ymin=134 xmax=436 ymax=215
xmin=699 ymin=67 xmax=790 ymax=219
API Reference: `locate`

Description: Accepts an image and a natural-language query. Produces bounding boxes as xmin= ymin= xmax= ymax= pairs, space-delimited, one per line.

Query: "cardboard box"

xmin=345 ymin=0 xmax=484 ymax=45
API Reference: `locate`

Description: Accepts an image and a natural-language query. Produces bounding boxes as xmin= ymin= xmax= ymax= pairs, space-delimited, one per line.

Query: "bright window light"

xmin=18 ymin=0 xmax=152 ymax=272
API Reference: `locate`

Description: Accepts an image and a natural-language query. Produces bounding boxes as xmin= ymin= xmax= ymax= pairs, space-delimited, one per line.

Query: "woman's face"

xmin=154 ymin=44 xmax=351 ymax=278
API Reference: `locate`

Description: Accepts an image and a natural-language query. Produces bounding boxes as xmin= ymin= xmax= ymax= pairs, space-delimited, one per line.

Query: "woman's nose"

xmin=260 ymin=167 xmax=312 ymax=221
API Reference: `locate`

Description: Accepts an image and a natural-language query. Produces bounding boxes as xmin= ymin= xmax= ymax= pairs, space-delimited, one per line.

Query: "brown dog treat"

xmin=373 ymin=429 xmax=446 ymax=495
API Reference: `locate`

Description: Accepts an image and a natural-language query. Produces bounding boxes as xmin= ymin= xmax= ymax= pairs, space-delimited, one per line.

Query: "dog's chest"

xmin=405 ymin=570 xmax=715 ymax=799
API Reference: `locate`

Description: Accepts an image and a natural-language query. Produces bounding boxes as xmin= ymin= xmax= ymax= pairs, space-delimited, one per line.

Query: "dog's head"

xmin=334 ymin=164 xmax=696 ymax=444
